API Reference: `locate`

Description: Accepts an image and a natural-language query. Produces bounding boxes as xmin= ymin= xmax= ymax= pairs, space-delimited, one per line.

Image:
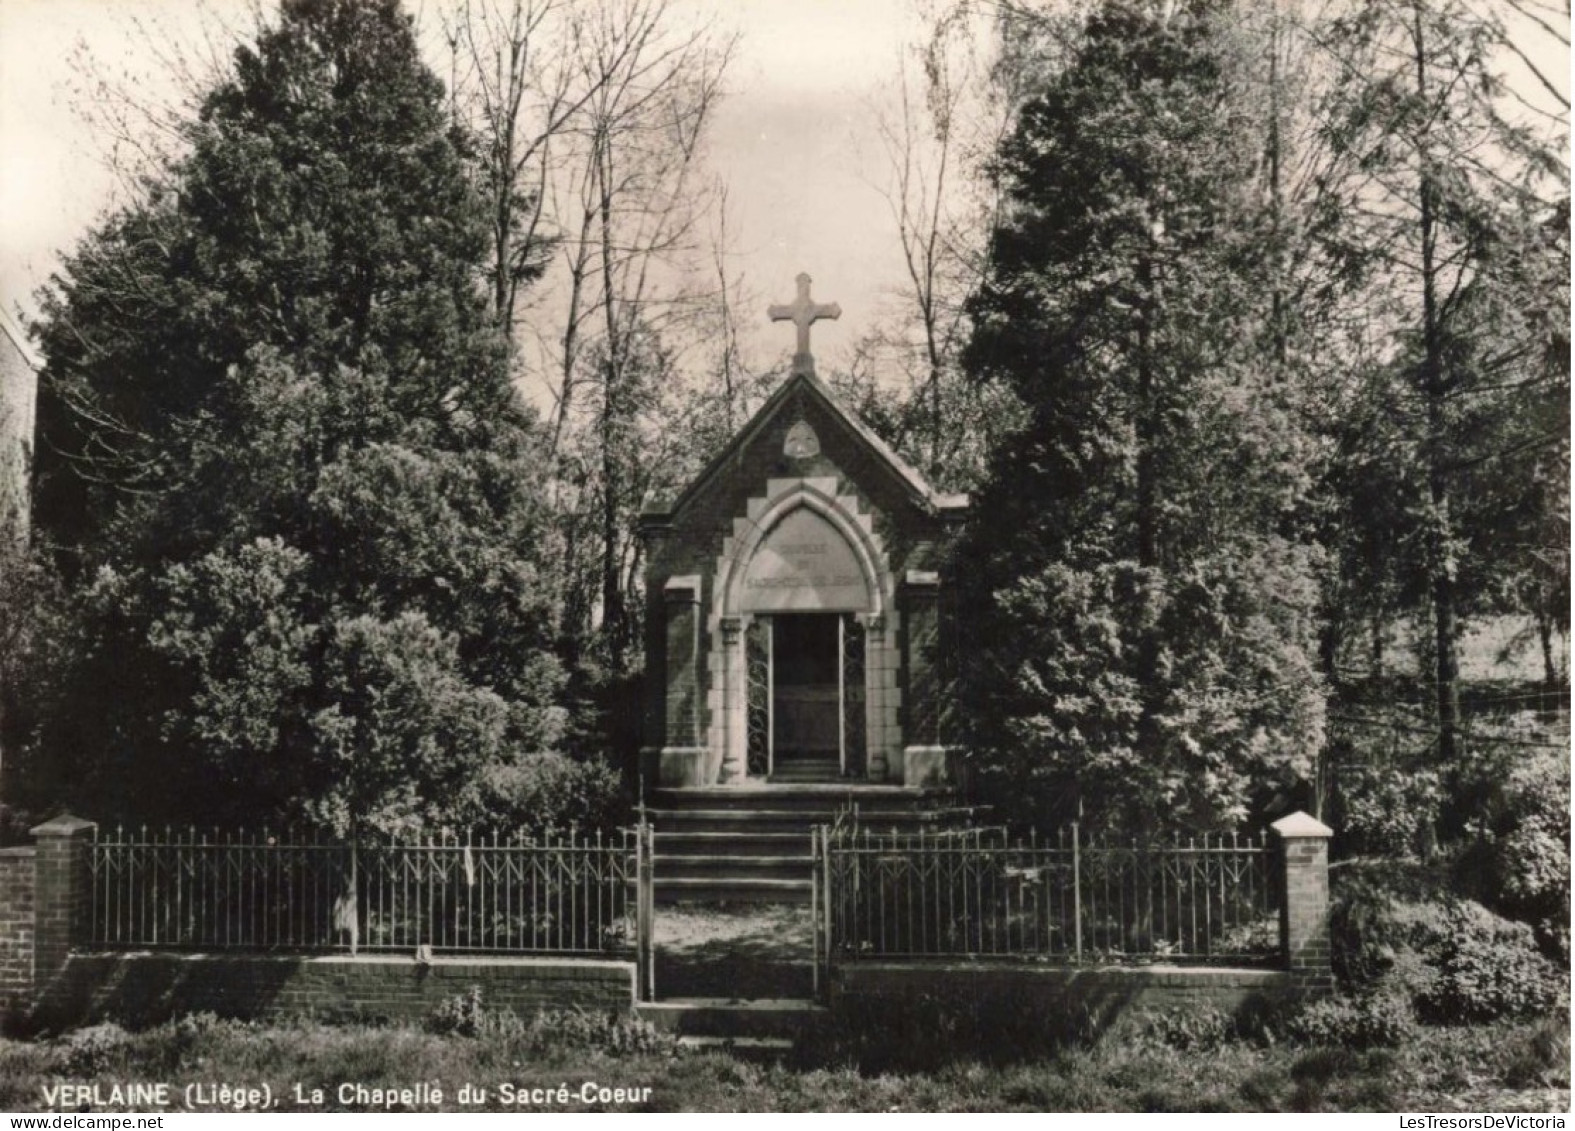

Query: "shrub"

xmin=1284 ymin=989 xmax=1417 ymax=1049
xmin=424 ymin=990 xmax=671 ymax=1056
xmin=527 ymin=1009 xmax=672 ymax=1057
xmin=480 ymin=752 xmax=627 ymax=837
xmin=1415 ymin=902 xmax=1565 ymax=1023
xmin=1134 ymin=1006 xmax=1235 ymax=1051
xmin=1329 ymin=867 xmax=1565 ymax=1023
xmin=1329 ymin=868 xmax=1413 ymax=990
xmin=1331 ymin=761 xmax=1442 ymax=859
xmin=426 ymin=986 xmax=523 ymax=1039
xmin=1450 ymin=741 xmax=1569 ymax=954
xmin=1497 ymin=1016 xmax=1571 ymax=1089
xmin=58 ymin=1023 xmax=132 ymax=1075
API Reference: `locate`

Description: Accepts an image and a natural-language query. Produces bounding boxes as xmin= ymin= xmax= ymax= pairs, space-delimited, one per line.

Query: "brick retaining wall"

xmin=832 ymin=962 xmax=1295 ymax=1032
xmin=36 ymin=954 xmax=635 ymax=1029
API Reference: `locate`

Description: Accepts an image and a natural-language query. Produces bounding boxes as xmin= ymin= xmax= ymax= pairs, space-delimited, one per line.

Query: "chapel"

xmin=639 ymin=275 xmax=966 ymax=793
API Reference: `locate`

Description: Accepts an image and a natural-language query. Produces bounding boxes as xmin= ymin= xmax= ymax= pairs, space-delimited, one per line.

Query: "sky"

xmin=0 ymin=0 xmax=934 ymax=377
xmin=1 ymin=0 xmax=1567 ymax=389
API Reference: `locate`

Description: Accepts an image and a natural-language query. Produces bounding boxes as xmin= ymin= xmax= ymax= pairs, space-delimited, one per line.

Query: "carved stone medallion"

xmin=783 ymin=419 xmax=820 ymax=460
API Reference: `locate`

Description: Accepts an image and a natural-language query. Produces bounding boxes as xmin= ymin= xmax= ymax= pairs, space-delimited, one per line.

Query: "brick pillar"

xmin=901 ymin=571 xmax=946 ymax=786
xmin=31 ymin=815 xmax=96 ymax=999
xmin=1271 ymin=811 xmax=1334 ymax=995
xmin=0 ymin=846 xmax=37 ymax=1021
xmin=664 ymin=578 xmax=700 ymax=746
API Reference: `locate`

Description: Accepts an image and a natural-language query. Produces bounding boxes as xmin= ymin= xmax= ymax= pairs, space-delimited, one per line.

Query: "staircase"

xmin=635 ymin=998 xmax=829 ymax=1055
xmin=766 ymin=756 xmax=841 ymax=783
xmin=644 ymin=784 xmax=960 ymax=903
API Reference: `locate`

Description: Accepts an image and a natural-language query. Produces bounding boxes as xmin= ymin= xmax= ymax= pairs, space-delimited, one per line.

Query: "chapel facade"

xmin=639 ymin=333 xmax=967 ymax=791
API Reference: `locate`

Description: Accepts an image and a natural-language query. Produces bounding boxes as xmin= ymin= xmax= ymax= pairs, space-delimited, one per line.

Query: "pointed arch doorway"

xmin=727 ymin=501 xmax=880 ymax=783
xmin=745 ymin=612 xmax=867 ymax=781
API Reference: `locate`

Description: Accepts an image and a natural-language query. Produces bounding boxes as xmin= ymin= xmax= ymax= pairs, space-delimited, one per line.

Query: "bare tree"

xmin=446 ymin=0 xmax=737 ymax=664
xmin=62 ymin=2 xmax=267 ymax=206
xmin=858 ymin=0 xmax=1020 ymax=489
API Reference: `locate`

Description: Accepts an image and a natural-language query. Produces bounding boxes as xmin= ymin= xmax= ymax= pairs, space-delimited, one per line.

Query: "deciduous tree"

xmin=1314 ymin=0 xmax=1569 ymax=746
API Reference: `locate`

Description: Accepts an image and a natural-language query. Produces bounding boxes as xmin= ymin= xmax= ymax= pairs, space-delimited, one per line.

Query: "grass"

xmin=1 ymin=1011 xmax=1566 ymax=1113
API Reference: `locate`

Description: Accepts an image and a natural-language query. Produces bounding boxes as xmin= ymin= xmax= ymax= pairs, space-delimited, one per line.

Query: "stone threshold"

xmin=650 ymin=783 xmax=954 ymax=795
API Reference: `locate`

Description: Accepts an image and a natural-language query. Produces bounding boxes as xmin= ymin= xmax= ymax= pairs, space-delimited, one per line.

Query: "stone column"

xmin=901 ymin=571 xmax=946 ymax=786
xmin=31 ymin=815 xmax=96 ymax=1001
xmin=1271 ymin=811 xmax=1334 ymax=996
xmin=718 ymin=616 xmax=747 ymax=784
xmin=659 ymin=576 xmax=706 ymax=787
xmin=861 ymin=613 xmax=888 ymax=782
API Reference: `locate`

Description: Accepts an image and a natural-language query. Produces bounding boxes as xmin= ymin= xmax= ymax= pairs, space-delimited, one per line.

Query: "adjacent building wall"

xmin=0 ymin=309 xmax=39 ymax=540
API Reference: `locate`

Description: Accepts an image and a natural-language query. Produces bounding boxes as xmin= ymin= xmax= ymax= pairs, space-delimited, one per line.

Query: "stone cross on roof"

xmin=769 ymin=272 xmax=841 ymax=377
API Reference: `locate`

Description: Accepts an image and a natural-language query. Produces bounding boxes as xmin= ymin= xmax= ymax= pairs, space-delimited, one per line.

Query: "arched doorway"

xmin=739 ymin=507 xmax=869 ymax=781
xmin=713 ymin=489 xmax=895 ymax=783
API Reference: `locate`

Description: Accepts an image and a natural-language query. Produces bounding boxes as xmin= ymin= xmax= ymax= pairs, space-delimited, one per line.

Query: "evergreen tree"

xmin=956 ymin=0 xmax=1326 ymax=832
xmin=31 ymin=0 xmax=570 ymax=834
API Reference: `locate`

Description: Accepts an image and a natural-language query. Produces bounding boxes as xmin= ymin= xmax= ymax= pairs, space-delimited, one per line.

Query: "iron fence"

xmin=89 ymin=826 xmax=639 ymax=956
xmin=816 ymin=823 xmax=1279 ymax=966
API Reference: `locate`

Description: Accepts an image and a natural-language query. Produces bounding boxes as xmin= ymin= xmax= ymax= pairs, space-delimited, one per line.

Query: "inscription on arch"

xmin=740 ymin=507 xmax=871 ymax=613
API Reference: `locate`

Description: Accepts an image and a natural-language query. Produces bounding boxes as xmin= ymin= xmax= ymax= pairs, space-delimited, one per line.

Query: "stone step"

xmin=650 ymin=785 xmax=956 ymax=815
xmin=641 ymin=788 xmax=971 ymax=903
xmin=638 ymin=997 xmax=829 ymax=1039
xmin=767 ymin=760 xmax=842 ymax=783
xmin=654 ymin=831 xmax=810 ymax=856
xmin=656 ymin=854 xmax=810 ymax=878
xmin=645 ymin=810 xmax=833 ymax=835
xmin=652 ymin=876 xmax=812 ymax=903
xmin=647 ymin=810 xmax=952 ymax=836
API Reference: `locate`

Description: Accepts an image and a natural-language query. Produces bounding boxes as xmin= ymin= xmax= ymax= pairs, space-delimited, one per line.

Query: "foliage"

xmin=28 ymin=0 xmax=586 ymax=834
xmin=443 ymin=0 xmax=739 ymax=693
xmin=478 ymin=751 xmax=627 ymax=837
xmin=1132 ymin=1006 xmax=1237 ymax=1053
xmin=1446 ymin=720 xmax=1570 ymax=952
xmin=1417 ymin=904 xmax=1565 ymax=1024
xmin=1309 ymin=0 xmax=1569 ymax=752
xmin=955 ymin=0 xmax=1326 ymax=831
xmin=426 ymin=989 xmax=671 ymax=1055
xmin=1330 ymin=866 xmax=1566 ymax=1023
xmin=1329 ymin=761 xmax=1443 ymax=859
xmin=59 ymin=1023 xmax=133 ymax=1077
xmin=1283 ymin=990 xmax=1418 ymax=1050
xmin=0 ymin=536 xmax=65 ymax=832
xmin=424 ymin=985 xmax=517 ymax=1039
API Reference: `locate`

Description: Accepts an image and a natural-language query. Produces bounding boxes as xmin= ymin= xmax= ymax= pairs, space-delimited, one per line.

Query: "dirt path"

xmin=652 ymin=903 xmax=814 ymax=1000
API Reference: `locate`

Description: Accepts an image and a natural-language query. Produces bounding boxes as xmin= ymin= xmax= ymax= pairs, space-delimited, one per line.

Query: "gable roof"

xmin=647 ymin=370 xmax=967 ymax=522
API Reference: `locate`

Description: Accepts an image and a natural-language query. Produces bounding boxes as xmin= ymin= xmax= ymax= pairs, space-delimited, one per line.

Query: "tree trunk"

xmin=1537 ymin=607 xmax=1558 ymax=690
xmin=1414 ymin=6 xmax=1460 ymax=766
xmin=595 ymin=128 xmax=627 ymax=670
xmin=1135 ymin=250 xmax=1162 ymax=772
